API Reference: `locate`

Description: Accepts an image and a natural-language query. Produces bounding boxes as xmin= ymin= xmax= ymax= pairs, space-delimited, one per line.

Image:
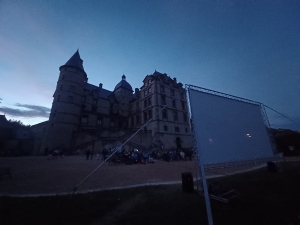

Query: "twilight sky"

xmin=0 ymin=0 xmax=299 ymax=130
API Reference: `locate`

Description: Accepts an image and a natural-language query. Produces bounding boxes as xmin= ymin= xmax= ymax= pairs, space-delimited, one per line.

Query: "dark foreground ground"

xmin=1 ymin=161 xmax=300 ymax=225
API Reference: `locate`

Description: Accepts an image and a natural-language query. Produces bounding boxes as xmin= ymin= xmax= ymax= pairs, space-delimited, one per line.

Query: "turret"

xmin=41 ymin=50 xmax=87 ymax=154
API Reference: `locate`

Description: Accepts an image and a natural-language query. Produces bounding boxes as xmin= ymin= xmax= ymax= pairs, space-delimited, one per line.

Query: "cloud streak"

xmin=0 ymin=104 xmax=50 ymax=118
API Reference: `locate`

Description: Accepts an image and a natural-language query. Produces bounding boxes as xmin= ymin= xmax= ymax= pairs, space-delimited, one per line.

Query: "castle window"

xmin=110 ymin=119 xmax=115 ymax=127
xmin=148 ymin=97 xmax=152 ymax=106
xmin=69 ymin=85 xmax=75 ymax=91
xmin=82 ymin=96 xmax=86 ymax=102
xmin=131 ymin=117 xmax=134 ymax=126
xmin=181 ymin=101 xmax=185 ymax=110
xmin=144 ymin=99 xmax=147 ymax=108
xmin=148 ymin=109 xmax=152 ymax=119
xmin=160 ymin=85 xmax=165 ymax=93
xmin=185 ymin=128 xmax=189 ymax=133
xmin=173 ymin=111 xmax=178 ymax=121
xmin=155 ymin=109 xmax=159 ymax=119
xmin=162 ymin=109 xmax=167 ymax=119
xmin=171 ymin=89 xmax=175 ymax=97
xmin=93 ymin=99 xmax=97 ymax=105
xmin=81 ymin=115 xmax=88 ymax=123
xmin=92 ymin=106 xmax=97 ymax=112
xmin=60 ymin=85 xmax=63 ymax=90
xmin=180 ymin=93 xmax=184 ymax=100
xmin=144 ymin=89 xmax=147 ymax=97
xmin=164 ymin=125 xmax=168 ymax=131
xmin=148 ymin=87 xmax=152 ymax=94
xmin=68 ymin=96 xmax=73 ymax=102
xmin=143 ymin=112 xmax=148 ymax=123
xmin=183 ymin=113 xmax=187 ymax=123
xmin=175 ymin=127 xmax=180 ymax=132
xmin=62 ymin=75 xmax=65 ymax=80
xmin=172 ymin=99 xmax=176 ymax=108
xmin=57 ymin=95 xmax=61 ymax=101
xmin=53 ymin=110 xmax=57 ymax=118
xmin=97 ymin=117 xmax=102 ymax=126
xmin=161 ymin=95 xmax=166 ymax=105
xmin=136 ymin=115 xmax=140 ymax=125
xmin=136 ymin=102 xmax=139 ymax=109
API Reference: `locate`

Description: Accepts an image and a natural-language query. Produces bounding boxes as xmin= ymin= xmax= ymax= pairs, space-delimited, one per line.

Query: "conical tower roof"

xmin=62 ymin=50 xmax=85 ymax=72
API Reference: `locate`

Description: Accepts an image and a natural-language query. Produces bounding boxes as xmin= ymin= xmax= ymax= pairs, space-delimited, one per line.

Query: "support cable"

xmin=264 ymin=104 xmax=300 ymax=127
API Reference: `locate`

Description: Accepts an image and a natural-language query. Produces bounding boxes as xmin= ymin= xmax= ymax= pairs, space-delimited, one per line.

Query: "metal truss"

xmin=185 ymin=86 xmax=202 ymax=190
xmin=186 ymin=84 xmax=261 ymax=106
xmin=260 ymin=104 xmax=279 ymax=156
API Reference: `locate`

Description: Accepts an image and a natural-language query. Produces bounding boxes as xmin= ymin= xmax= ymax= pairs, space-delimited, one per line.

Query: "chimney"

xmin=173 ymin=77 xmax=177 ymax=83
xmin=99 ymin=83 xmax=103 ymax=89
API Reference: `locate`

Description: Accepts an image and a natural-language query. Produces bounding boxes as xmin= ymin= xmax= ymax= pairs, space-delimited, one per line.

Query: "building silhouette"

xmin=34 ymin=50 xmax=192 ymax=155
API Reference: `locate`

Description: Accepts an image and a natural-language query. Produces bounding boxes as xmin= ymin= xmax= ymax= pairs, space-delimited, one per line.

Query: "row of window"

xmin=163 ymin=125 xmax=189 ymax=133
xmin=56 ymin=95 xmax=74 ymax=102
xmin=160 ymin=85 xmax=185 ymax=99
xmin=81 ymin=115 xmax=102 ymax=125
xmin=137 ymin=95 xmax=185 ymax=109
xmin=129 ymin=109 xmax=188 ymax=125
xmin=60 ymin=85 xmax=76 ymax=91
xmin=60 ymin=74 xmax=88 ymax=83
xmin=53 ymin=111 xmax=188 ymax=133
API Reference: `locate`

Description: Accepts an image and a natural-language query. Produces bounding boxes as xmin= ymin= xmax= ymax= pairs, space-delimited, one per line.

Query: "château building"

xmin=33 ymin=50 xmax=192 ymax=155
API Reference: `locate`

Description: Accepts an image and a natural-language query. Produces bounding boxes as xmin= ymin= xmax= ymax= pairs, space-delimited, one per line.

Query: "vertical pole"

xmin=198 ymin=155 xmax=214 ymax=225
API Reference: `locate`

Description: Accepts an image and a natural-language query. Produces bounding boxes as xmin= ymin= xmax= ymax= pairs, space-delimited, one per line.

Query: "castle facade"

xmin=35 ymin=51 xmax=192 ymax=155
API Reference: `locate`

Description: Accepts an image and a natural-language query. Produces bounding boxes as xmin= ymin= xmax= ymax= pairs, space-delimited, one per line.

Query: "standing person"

xmin=96 ymin=149 xmax=101 ymax=160
xmin=85 ymin=149 xmax=90 ymax=160
xmin=102 ymin=148 xmax=108 ymax=161
xmin=90 ymin=149 xmax=94 ymax=160
xmin=166 ymin=150 xmax=170 ymax=162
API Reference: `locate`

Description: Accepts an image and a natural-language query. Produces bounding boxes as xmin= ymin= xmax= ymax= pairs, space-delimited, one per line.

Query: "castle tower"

xmin=113 ymin=75 xmax=133 ymax=116
xmin=41 ymin=50 xmax=87 ymax=154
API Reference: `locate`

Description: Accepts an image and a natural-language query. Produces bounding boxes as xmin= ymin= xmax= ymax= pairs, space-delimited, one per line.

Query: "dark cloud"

xmin=0 ymin=104 xmax=50 ymax=118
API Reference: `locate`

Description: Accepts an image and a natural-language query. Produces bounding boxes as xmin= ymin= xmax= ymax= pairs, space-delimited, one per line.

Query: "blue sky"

xmin=0 ymin=0 xmax=299 ymax=130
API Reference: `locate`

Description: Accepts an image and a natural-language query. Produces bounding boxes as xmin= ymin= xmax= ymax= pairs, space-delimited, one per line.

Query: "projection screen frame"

xmin=186 ymin=84 xmax=280 ymax=170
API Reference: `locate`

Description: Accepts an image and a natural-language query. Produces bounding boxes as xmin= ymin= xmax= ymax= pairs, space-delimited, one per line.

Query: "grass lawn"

xmin=1 ymin=162 xmax=300 ymax=225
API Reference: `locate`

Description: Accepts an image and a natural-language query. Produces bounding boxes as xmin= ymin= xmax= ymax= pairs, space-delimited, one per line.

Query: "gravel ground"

xmin=0 ymin=155 xmax=268 ymax=196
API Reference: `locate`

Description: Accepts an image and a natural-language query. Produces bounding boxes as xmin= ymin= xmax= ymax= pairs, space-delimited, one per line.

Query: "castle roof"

xmin=63 ymin=50 xmax=85 ymax=72
xmin=85 ymin=83 xmax=112 ymax=99
xmin=114 ymin=75 xmax=133 ymax=92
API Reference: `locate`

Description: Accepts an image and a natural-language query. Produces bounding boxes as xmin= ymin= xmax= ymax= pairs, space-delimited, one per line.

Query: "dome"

xmin=114 ymin=75 xmax=133 ymax=92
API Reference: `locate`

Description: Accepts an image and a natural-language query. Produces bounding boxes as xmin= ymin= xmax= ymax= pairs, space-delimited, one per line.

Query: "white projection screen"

xmin=188 ymin=86 xmax=276 ymax=167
